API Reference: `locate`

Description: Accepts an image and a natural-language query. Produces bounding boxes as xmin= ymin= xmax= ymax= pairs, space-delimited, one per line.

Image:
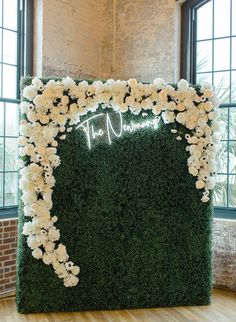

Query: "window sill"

xmin=0 ymin=207 xmax=18 ymax=220
xmin=214 ymin=208 xmax=236 ymax=220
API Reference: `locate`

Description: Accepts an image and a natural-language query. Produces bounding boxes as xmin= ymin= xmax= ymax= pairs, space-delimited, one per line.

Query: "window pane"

xmin=0 ymin=138 xmax=3 ymax=171
xmin=216 ymin=141 xmax=227 ymax=173
xmin=0 ymin=102 xmax=4 ymax=136
xmin=0 ymin=173 xmax=3 ymax=207
xmin=231 ymin=71 xmax=236 ymax=103
xmin=0 ymin=30 xmax=2 ymax=62
xmin=196 ymin=72 xmax=212 ymax=84
xmin=5 ymin=103 xmax=18 ymax=136
xmin=232 ymin=38 xmax=236 ymax=69
xmin=197 ymin=1 xmax=212 ymax=40
xmin=218 ymin=107 xmax=228 ymax=140
xmin=2 ymin=64 xmax=17 ymax=99
xmin=0 ymin=63 xmax=2 ymax=96
xmin=229 ymin=175 xmax=236 ymax=207
xmin=196 ymin=41 xmax=212 ymax=73
xmin=4 ymin=172 xmax=18 ymax=206
xmin=214 ymin=38 xmax=230 ymax=71
xmin=233 ymin=0 xmax=236 ymax=35
xmin=214 ymin=0 xmax=230 ymax=38
xmin=3 ymin=0 xmax=17 ymax=31
xmin=5 ymin=138 xmax=18 ymax=171
xmin=0 ymin=1 xmax=2 ymax=27
xmin=213 ymin=174 xmax=227 ymax=206
xmin=230 ymin=108 xmax=236 ymax=140
xmin=3 ymin=30 xmax=17 ymax=65
xmin=214 ymin=72 xmax=230 ymax=103
xmin=229 ymin=142 xmax=236 ymax=174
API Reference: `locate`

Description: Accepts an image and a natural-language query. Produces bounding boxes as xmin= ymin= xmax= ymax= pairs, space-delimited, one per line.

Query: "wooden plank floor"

xmin=0 ymin=288 xmax=236 ymax=322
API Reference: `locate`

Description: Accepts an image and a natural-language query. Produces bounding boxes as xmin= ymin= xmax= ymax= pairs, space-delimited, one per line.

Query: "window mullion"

xmin=2 ymin=102 xmax=5 ymax=206
xmin=212 ymin=0 xmax=214 ymax=86
xmin=1 ymin=0 xmax=3 ymax=97
xmin=17 ymin=0 xmax=22 ymax=100
xmin=191 ymin=7 xmax=197 ymax=83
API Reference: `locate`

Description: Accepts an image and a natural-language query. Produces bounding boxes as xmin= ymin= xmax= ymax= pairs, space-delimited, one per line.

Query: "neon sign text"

xmin=76 ymin=112 xmax=160 ymax=149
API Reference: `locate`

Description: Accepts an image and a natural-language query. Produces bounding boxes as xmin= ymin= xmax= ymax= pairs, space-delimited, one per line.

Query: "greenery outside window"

xmin=181 ymin=0 xmax=236 ymax=219
xmin=0 ymin=0 xmax=32 ymax=218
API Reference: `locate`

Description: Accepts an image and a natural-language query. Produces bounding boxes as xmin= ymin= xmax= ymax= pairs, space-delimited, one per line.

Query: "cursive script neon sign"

xmin=75 ymin=111 xmax=160 ymax=149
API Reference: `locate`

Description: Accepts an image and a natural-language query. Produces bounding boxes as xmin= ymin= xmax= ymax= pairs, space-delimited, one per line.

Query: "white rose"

xmin=47 ymin=227 xmax=60 ymax=242
xmin=201 ymin=195 xmax=210 ymax=202
xmin=56 ymin=244 xmax=69 ymax=262
xmin=20 ymin=101 xmax=30 ymax=114
xmin=64 ymin=274 xmax=79 ymax=287
xmin=32 ymin=248 xmax=43 ymax=259
xmin=204 ymin=89 xmax=213 ymax=98
xmin=71 ymin=265 xmax=80 ymax=275
xmin=176 ymin=112 xmax=187 ymax=124
xmin=32 ymin=77 xmax=44 ymax=90
xmin=49 ymin=155 xmax=61 ymax=167
xmin=16 ymin=159 xmax=25 ymax=168
xmin=128 ymin=78 xmax=138 ymax=88
xmin=208 ymin=111 xmax=216 ymax=120
xmin=39 ymin=114 xmax=49 ymax=124
xmin=78 ymin=80 xmax=88 ymax=91
xmin=44 ymin=241 xmax=55 ymax=252
xmin=162 ymin=111 xmax=175 ymax=124
xmin=61 ymin=96 xmax=69 ymax=106
xmin=23 ymin=85 xmax=38 ymax=101
xmin=62 ymin=76 xmax=76 ymax=90
xmin=27 ymin=236 xmax=41 ymax=250
xmin=204 ymin=102 xmax=213 ymax=112
xmin=19 ymin=147 xmax=26 ymax=157
xmin=19 ymin=122 xmax=32 ymax=136
xmin=21 ymin=191 xmax=37 ymax=205
xmin=153 ymin=78 xmax=165 ymax=89
xmin=33 ymin=94 xmax=46 ymax=108
xmin=205 ymin=177 xmax=215 ymax=190
xmin=188 ymin=165 xmax=198 ymax=176
xmin=177 ymin=79 xmax=189 ymax=91
xmin=18 ymin=136 xmax=28 ymax=146
xmin=195 ymin=179 xmax=205 ymax=189
xmin=152 ymin=104 xmax=162 ymax=115
xmin=22 ymin=221 xmax=34 ymax=235
xmin=42 ymin=252 xmax=54 ymax=265
xmin=25 ymin=144 xmax=35 ymax=156
xmin=119 ymin=103 xmax=129 ymax=113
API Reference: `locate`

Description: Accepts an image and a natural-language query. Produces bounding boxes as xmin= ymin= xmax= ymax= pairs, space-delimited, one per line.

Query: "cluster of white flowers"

xmin=19 ymin=76 xmax=220 ymax=286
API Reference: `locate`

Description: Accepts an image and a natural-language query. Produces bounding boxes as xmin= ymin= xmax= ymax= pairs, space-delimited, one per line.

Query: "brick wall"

xmin=33 ymin=0 xmax=180 ymax=83
xmin=34 ymin=0 xmax=108 ymax=79
xmin=213 ymin=220 xmax=236 ymax=291
xmin=99 ymin=0 xmax=180 ymax=82
xmin=0 ymin=219 xmax=17 ymax=297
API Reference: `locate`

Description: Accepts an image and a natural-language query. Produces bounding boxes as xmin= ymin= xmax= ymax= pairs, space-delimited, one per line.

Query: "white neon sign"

xmin=76 ymin=111 xmax=160 ymax=149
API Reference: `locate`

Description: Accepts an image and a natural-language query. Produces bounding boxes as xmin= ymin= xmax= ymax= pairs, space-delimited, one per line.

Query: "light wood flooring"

xmin=0 ymin=288 xmax=236 ymax=322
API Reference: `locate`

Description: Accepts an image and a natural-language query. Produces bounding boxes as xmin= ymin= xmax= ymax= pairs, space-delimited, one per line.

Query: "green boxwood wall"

xmin=16 ymin=78 xmax=213 ymax=313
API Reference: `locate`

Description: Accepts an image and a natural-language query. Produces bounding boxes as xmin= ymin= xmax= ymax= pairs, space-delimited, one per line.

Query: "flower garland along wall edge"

xmin=19 ymin=77 xmax=221 ymax=287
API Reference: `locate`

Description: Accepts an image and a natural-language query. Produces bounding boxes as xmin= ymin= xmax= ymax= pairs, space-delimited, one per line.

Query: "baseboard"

xmin=0 ymin=288 xmax=16 ymax=299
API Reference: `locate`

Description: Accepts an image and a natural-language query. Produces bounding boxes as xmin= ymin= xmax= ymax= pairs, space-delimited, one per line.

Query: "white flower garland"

xmin=19 ymin=77 xmax=220 ymax=287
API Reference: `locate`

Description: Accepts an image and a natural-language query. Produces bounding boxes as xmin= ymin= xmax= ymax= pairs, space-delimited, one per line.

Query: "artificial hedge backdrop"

xmin=16 ymin=78 xmax=213 ymax=313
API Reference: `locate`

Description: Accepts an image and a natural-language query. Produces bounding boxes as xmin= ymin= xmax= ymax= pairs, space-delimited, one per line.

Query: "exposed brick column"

xmin=0 ymin=219 xmax=18 ymax=296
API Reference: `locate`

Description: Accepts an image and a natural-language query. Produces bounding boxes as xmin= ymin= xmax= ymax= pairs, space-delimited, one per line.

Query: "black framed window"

xmin=0 ymin=0 xmax=33 ymax=218
xmin=181 ymin=0 xmax=236 ymax=219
